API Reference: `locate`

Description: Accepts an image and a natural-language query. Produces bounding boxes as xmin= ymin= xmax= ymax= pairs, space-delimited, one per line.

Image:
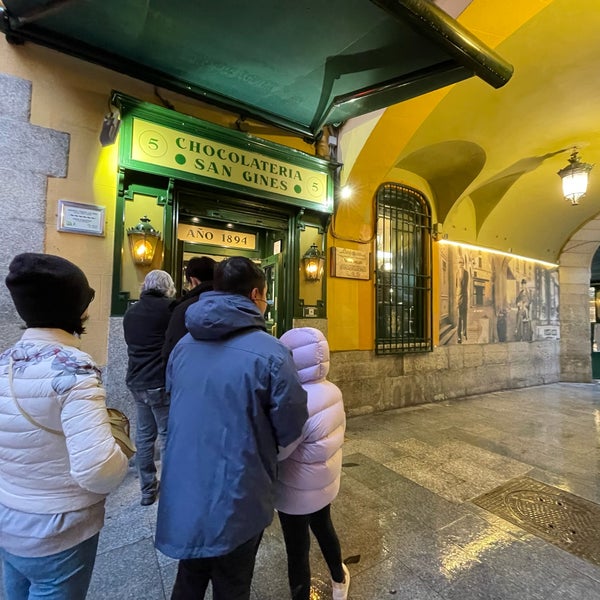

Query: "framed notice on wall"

xmin=57 ymin=200 xmax=105 ymax=236
xmin=330 ymin=247 xmax=371 ymax=280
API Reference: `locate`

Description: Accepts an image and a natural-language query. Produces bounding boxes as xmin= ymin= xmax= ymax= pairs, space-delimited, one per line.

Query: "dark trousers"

xmin=457 ymin=303 xmax=468 ymax=341
xmin=170 ymin=532 xmax=263 ymax=600
xmin=278 ymin=505 xmax=344 ymax=600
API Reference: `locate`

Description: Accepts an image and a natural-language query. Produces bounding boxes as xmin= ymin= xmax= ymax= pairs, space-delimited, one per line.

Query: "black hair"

xmin=213 ymin=256 xmax=266 ymax=297
xmin=185 ymin=256 xmax=216 ymax=282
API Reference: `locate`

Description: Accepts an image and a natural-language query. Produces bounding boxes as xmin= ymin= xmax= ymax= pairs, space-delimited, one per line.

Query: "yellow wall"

xmin=326 ymin=190 xmax=376 ymax=350
xmin=1 ymin=39 xmax=314 ymax=364
xmin=1 ymin=36 xmax=440 ymax=359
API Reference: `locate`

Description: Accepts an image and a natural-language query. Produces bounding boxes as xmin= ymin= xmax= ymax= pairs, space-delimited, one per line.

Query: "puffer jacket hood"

xmin=185 ymin=290 xmax=266 ymax=340
xmin=279 ymin=327 xmax=329 ymax=384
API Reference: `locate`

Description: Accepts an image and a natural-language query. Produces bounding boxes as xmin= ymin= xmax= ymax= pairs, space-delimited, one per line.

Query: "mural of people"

xmin=515 ymin=278 xmax=532 ymax=341
xmin=456 ymin=258 xmax=469 ymax=343
xmin=439 ymin=245 xmax=558 ymax=346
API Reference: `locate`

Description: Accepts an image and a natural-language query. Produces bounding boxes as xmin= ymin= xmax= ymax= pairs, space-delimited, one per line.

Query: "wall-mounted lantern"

xmin=302 ymin=244 xmax=325 ymax=282
xmin=127 ymin=216 xmax=161 ymax=265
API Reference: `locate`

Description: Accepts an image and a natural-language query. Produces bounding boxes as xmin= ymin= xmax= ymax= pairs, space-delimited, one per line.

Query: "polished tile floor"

xmin=4 ymin=382 xmax=600 ymax=599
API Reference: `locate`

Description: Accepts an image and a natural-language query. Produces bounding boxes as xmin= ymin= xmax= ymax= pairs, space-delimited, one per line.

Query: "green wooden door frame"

xmin=112 ymin=170 xmax=172 ymax=314
xmin=111 ymin=95 xmax=333 ymax=319
xmin=111 ymin=167 xmax=329 ymax=327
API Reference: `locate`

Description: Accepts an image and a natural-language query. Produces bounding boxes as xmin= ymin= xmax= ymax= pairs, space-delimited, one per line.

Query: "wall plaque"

xmin=330 ymin=247 xmax=371 ymax=280
xmin=57 ymin=200 xmax=105 ymax=236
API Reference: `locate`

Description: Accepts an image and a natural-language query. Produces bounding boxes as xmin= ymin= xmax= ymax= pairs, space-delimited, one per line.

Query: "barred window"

xmin=375 ymin=183 xmax=432 ymax=354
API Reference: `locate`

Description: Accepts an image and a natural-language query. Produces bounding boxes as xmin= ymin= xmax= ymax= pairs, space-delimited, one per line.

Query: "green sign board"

xmin=115 ymin=93 xmax=334 ymax=213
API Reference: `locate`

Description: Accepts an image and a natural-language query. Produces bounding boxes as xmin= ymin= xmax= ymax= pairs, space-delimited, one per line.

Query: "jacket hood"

xmin=185 ymin=290 xmax=266 ymax=340
xmin=279 ymin=327 xmax=329 ymax=384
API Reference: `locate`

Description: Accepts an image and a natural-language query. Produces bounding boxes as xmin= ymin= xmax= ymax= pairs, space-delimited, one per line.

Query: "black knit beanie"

xmin=6 ymin=253 xmax=95 ymax=335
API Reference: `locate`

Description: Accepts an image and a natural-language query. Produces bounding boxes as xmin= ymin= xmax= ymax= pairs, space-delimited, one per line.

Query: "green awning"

xmin=0 ymin=0 xmax=513 ymax=138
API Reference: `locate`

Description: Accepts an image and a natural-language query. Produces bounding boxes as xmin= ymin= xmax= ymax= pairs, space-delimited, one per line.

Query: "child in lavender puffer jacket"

xmin=276 ymin=327 xmax=350 ymax=600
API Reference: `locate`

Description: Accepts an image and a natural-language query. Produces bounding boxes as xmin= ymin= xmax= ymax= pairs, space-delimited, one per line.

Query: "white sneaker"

xmin=332 ymin=563 xmax=350 ymax=600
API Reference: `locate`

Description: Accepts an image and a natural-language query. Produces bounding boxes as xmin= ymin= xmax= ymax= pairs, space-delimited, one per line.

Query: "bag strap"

xmin=8 ymin=357 xmax=64 ymax=436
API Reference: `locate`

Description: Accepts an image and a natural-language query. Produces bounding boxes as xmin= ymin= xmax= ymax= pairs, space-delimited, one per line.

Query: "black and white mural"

xmin=439 ymin=244 xmax=559 ymax=345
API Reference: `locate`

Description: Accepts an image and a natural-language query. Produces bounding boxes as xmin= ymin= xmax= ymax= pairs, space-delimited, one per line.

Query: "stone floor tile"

xmin=251 ymin=534 xmax=291 ymax=599
xmin=88 ymin=537 xmax=165 ymax=600
xmin=389 ymin=437 xmax=449 ymax=464
xmin=98 ymin=498 xmax=156 ymax=555
xmin=442 ymin=561 xmax=545 ymax=600
xmin=465 ymin=504 xmax=531 ymax=538
xmin=526 ymin=468 xmax=600 ymax=504
xmin=384 ymin=455 xmax=467 ymax=500
xmin=158 ymin=561 xmax=178 ymax=599
xmin=332 ymin=504 xmax=424 ymax=571
xmin=343 ymin=437 xmax=405 ymax=463
xmin=443 ymin=457 xmax=506 ymax=490
xmin=2 ymin=383 xmax=600 ymax=600
xmin=487 ymin=543 xmax=567 ymax=596
xmin=516 ymin=534 xmax=600 ymax=585
xmin=390 ymin=529 xmax=484 ymax=593
xmin=348 ymin=555 xmax=445 ymax=599
xmin=545 ymin=574 xmax=600 ymax=599
xmin=342 ymin=452 xmax=408 ymax=490
xmin=379 ymin=476 xmax=471 ymax=530
xmin=335 ymin=472 xmax=396 ymax=517
xmin=438 ymin=513 xmax=517 ymax=554
xmin=438 ymin=438 xmax=532 ymax=478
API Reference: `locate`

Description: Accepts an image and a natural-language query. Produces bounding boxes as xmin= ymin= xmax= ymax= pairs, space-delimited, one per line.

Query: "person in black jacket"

xmin=162 ymin=256 xmax=216 ymax=362
xmin=123 ymin=270 xmax=175 ymax=506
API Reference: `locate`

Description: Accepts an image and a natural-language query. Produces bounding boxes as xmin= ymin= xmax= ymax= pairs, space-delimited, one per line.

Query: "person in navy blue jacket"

xmin=155 ymin=256 xmax=308 ymax=600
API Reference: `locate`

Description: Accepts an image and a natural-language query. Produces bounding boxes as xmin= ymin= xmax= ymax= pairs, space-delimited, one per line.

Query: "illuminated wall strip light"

xmin=438 ymin=239 xmax=558 ymax=268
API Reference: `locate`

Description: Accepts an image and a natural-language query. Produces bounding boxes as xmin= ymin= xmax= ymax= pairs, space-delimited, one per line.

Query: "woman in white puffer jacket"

xmin=0 ymin=253 xmax=129 ymax=600
xmin=276 ymin=327 xmax=350 ymax=600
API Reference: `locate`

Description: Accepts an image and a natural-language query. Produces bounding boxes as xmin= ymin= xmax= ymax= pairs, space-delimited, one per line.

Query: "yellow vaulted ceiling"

xmin=346 ymin=0 xmax=600 ymax=262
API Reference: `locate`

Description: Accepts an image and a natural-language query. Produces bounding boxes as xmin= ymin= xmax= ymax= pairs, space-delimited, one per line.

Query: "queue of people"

xmin=0 ymin=253 xmax=350 ymax=600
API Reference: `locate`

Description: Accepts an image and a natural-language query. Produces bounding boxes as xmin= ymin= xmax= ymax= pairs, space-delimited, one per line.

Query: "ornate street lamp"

xmin=557 ymin=149 xmax=593 ymax=205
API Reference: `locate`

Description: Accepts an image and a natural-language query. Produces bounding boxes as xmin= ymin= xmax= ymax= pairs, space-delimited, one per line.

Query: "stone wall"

xmin=0 ymin=73 xmax=69 ymax=345
xmin=329 ymin=340 xmax=560 ymax=416
xmin=104 ymin=317 xmax=132 ymax=414
xmin=105 ymin=315 xmax=560 ymax=421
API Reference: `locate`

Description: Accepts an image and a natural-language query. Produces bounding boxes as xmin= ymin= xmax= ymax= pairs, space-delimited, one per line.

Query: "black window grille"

xmin=375 ymin=183 xmax=432 ymax=354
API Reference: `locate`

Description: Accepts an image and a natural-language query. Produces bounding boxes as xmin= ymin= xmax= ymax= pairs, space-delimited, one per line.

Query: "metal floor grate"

xmin=473 ymin=476 xmax=600 ymax=567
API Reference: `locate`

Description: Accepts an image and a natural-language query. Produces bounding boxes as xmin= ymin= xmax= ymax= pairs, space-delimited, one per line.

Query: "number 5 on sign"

xmin=308 ymin=177 xmax=324 ymax=198
xmin=138 ymin=130 xmax=167 ymax=158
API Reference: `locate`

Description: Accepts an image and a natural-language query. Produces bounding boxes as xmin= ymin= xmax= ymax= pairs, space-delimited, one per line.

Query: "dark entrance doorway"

xmin=175 ymin=186 xmax=294 ymax=337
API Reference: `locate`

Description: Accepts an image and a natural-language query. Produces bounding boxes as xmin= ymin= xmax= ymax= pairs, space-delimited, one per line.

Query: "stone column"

xmin=559 ymin=217 xmax=600 ymax=382
xmin=0 ymin=74 xmax=69 ymax=345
